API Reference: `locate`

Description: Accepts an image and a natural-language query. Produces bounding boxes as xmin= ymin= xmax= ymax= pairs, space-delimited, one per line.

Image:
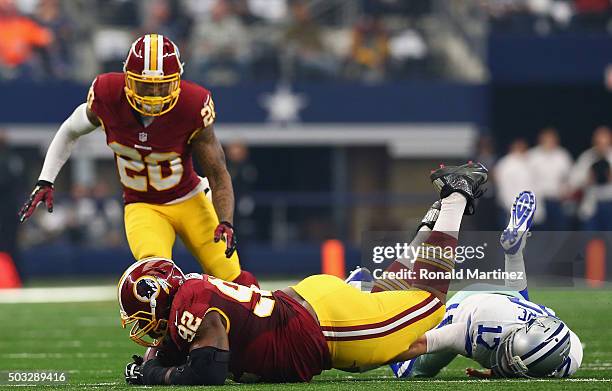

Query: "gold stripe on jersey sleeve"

xmin=205 ymin=307 xmax=231 ymax=334
xmin=187 ymin=128 xmax=203 ymax=144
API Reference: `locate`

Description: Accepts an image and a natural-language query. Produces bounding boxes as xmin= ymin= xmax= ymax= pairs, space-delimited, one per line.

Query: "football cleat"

xmin=500 ymin=191 xmax=536 ymax=255
xmin=430 ymin=162 xmax=489 ymax=215
xmin=418 ymin=200 xmax=441 ymax=231
xmin=344 ymin=267 xmax=373 ymax=292
xmin=390 ymin=359 xmax=416 ymax=378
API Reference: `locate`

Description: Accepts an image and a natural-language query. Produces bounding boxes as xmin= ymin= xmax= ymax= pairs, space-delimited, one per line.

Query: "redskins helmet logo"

xmin=134 ymin=277 xmax=160 ymax=303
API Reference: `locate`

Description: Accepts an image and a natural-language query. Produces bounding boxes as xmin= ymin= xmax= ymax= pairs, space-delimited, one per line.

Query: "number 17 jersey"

xmin=87 ymin=72 xmax=216 ymax=204
xmin=426 ymin=293 xmax=580 ymax=377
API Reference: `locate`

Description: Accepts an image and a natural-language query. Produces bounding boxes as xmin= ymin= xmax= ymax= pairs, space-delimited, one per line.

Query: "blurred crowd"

xmin=481 ymin=0 xmax=612 ymax=34
xmin=475 ymin=126 xmax=612 ymax=231
xmin=4 ymin=0 xmax=610 ymax=85
xmin=2 ymin=0 xmax=611 ymax=85
xmin=0 ymin=0 xmax=440 ymax=84
xmin=20 ymin=182 xmax=125 ymax=249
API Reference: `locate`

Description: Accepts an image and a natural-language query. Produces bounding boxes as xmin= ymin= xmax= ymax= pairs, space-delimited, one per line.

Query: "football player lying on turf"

xmin=118 ymin=162 xmax=488 ymax=385
xmin=348 ymin=191 xmax=583 ymax=379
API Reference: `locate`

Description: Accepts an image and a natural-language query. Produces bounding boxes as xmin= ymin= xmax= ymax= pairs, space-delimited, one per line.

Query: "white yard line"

xmin=0 ymin=280 xmax=298 ymax=304
xmin=0 ymin=286 xmax=115 ymax=303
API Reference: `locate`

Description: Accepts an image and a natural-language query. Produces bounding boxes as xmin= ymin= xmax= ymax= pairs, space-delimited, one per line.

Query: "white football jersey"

xmin=425 ymin=293 xmax=582 ymax=377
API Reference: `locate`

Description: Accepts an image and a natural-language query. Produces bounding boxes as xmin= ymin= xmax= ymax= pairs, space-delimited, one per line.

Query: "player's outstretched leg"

xmin=349 ymin=201 xmax=441 ymax=292
xmin=410 ymin=162 xmax=488 ymax=301
xmin=500 ymin=190 xmax=536 ymax=300
xmin=348 ymin=201 xmax=441 ymax=292
xmin=372 ymin=162 xmax=488 ymax=301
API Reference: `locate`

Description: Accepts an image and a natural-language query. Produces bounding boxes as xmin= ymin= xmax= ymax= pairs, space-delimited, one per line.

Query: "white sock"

xmin=504 ymin=251 xmax=527 ymax=291
xmin=432 ymin=192 xmax=467 ymax=238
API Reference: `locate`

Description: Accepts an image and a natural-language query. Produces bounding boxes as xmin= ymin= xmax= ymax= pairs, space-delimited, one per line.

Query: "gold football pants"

xmin=292 ymin=274 xmax=445 ymax=371
xmin=123 ymin=191 xmax=241 ymax=281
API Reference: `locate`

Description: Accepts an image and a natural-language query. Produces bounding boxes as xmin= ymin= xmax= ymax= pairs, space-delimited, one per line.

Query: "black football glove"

xmin=214 ymin=221 xmax=237 ymax=258
xmin=124 ymin=355 xmax=144 ymax=385
xmin=18 ymin=180 xmax=54 ymax=222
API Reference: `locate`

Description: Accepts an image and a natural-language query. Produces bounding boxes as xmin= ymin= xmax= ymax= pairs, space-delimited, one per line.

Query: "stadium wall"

xmin=0 ymin=81 xmax=487 ymax=124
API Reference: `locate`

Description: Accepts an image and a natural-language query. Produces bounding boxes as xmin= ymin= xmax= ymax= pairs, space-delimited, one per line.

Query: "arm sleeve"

xmin=168 ymin=347 xmax=229 ymax=385
xmin=425 ymin=322 xmax=468 ymax=355
xmin=410 ymin=351 xmax=458 ymax=377
xmin=141 ymin=347 xmax=230 ymax=385
xmin=38 ymin=103 xmax=98 ymax=183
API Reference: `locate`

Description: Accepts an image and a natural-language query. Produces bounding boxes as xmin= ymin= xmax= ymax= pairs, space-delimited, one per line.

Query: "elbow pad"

xmin=169 ymin=347 xmax=230 ymax=385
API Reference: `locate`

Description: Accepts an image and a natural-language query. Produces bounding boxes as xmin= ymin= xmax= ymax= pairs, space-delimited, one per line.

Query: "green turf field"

xmin=0 ymin=289 xmax=610 ymax=390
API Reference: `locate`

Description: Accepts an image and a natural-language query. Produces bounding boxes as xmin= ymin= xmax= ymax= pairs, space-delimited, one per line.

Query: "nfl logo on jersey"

xmin=138 ymin=132 xmax=148 ymax=143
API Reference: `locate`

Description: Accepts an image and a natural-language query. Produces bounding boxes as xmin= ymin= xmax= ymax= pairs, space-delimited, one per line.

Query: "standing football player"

xmin=18 ymin=34 xmax=256 ymax=287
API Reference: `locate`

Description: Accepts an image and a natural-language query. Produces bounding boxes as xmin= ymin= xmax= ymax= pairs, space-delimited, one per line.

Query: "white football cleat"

xmin=390 ymin=359 xmax=416 ymax=378
xmin=500 ymin=191 xmax=536 ymax=255
xmin=345 ymin=267 xmax=373 ymax=292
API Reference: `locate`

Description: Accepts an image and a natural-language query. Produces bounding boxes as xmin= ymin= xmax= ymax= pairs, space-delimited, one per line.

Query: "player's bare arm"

xmin=394 ymin=335 xmax=428 ymax=362
xmin=395 ymin=321 xmax=466 ymax=364
xmin=190 ymin=311 xmax=230 ymax=351
xmin=192 ymin=124 xmax=238 ymax=257
xmin=127 ymin=311 xmax=230 ymax=386
xmin=192 ymin=125 xmax=234 ymax=224
xmin=466 ymin=368 xmax=493 ymax=378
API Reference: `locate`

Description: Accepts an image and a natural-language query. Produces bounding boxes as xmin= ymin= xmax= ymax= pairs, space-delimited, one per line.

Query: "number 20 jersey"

xmin=88 ymin=72 xmax=216 ymax=204
xmin=167 ymin=275 xmax=332 ymax=382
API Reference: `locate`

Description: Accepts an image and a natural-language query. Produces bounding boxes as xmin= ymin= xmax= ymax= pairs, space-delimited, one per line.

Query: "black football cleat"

xmin=430 ymin=162 xmax=488 ymax=215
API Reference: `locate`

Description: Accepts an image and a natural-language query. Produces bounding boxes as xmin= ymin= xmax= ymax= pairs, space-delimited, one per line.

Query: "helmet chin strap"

xmin=148 ymin=296 xmax=158 ymax=325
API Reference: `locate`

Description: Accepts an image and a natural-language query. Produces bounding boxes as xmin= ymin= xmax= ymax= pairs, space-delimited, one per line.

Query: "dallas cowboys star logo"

xmin=259 ymin=84 xmax=308 ymax=125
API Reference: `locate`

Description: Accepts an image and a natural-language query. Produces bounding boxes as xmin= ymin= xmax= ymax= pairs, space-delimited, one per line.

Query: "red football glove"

xmin=214 ymin=221 xmax=237 ymax=258
xmin=18 ymin=180 xmax=54 ymax=223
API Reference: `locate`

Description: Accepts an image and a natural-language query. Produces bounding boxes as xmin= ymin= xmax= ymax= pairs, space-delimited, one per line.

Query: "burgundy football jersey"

xmin=88 ymin=73 xmax=216 ymax=204
xmin=167 ymin=275 xmax=331 ymax=382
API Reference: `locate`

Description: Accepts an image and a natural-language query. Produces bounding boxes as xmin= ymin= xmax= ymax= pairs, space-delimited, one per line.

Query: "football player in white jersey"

xmin=347 ymin=190 xmax=583 ymax=378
